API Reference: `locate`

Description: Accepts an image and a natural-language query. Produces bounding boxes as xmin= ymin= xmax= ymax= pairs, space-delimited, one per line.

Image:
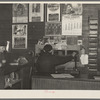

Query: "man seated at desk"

xmin=36 ymin=44 xmax=76 ymax=75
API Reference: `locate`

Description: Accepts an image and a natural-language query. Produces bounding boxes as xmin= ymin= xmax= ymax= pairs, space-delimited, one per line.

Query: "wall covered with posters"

xmin=0 ymin=4 xmax=100 ymax=54
xmin=12 ymin=3 xmax=83 ymax=50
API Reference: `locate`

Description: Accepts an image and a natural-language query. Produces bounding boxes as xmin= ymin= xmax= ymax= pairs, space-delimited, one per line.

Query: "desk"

xmin=32 ymin=75 xmax=100 ymax=90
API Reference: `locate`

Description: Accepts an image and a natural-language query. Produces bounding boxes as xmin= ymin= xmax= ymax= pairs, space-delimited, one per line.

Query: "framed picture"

xmin=12 ymin=3 xmax=28 ymax=23
xmin=12 ymin=24 xmax=27 ymax=49
xmin=62 ymin=3 xmax=82 ymax=15
xmin=47 ymin=3 xmax=60 ymax=22
xmin=12 ymin=37 xmax=27 ymax=49
xmin=45 ymin=22 xmax=61 ymax=35
xmin=29 ymin=3 xmax=44 ymax=22
xmin=12 ymin=24 xmax=27 ymax=36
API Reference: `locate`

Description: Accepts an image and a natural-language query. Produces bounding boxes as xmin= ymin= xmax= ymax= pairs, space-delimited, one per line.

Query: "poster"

xmin=29 ymin=3 xmax=44 ymax=22
xmin=12 ymin=4 xmax=28 ymax=23
xmin=12 ymin=24 xmax=27 ymax=36
xmin=45 ymin=22 xmax=61 ymax=35
xmin=13 ymin=37 xmax=26 ymax=49
xmin=12 ymin=24 xmax=27 ymax=49
xmin=47 ymin=3 xmax=60 ymax=22
xmin=62 ymin=4 xmax=82 ymax=35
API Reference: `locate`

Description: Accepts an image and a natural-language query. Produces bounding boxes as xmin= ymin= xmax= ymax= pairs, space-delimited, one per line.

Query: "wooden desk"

xmin=32 ymin=75 xmax=100 ymax=90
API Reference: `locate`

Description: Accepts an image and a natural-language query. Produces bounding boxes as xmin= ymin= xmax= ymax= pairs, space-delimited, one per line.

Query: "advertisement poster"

xmin=29 ymin=3 xmax=44 ymax=22
xmin=13 ymin=37 xmax=27 ymax=49
xmin=12 ymin=24 xmax=27 ymax=36
xmin=12 ymin=4 xmax=28 ymax=23
xmin=45 ymin=22 xmax=61 ymax=35
xmin=12 ymin=24 xmax=27 ymax=49
xmin=47 ymin=3 xmax=60 ymax=22
xmin=62 ymin=4 xmax=82 ymax=35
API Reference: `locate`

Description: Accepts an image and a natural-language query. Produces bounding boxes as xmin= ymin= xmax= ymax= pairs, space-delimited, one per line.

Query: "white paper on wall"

xmin=62 ymin=15 xmax=82 ymax=35
xmin=62 ymin=4 xmax=82 ymax=36
xmin=29 ymin=3 xmax=44 ymax=22
xmin=12 ymin=4 xmax=28 ymax=23
xmin=47 ymin=3 xmax=60 ymax=22
xmin=12 ymin=24 xmax=27 ymax=49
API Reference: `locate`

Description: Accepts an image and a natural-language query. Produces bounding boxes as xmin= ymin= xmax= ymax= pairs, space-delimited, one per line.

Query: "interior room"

xmin=0 ymin=2 xmax=100 ymax=90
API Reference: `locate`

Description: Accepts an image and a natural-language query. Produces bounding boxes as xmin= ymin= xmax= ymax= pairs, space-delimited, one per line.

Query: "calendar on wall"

xmin=62 ymin=4 xmax=82 ymax=36
xmin=12 ymin=4 xmax=28 ymax=23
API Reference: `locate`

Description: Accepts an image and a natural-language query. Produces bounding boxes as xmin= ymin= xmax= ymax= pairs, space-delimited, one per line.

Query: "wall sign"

xmin=12 ymin=24 xmax=27 ymax=49
xmin=12 ymin=4 xmax=28 ymax=23
xmin=29 ymin=3 xmax=44 ymax=22
xmin=45 ymin=22 xmax=61 ymax=35
xmin=47 ymin=3 xmax=60 ymax=22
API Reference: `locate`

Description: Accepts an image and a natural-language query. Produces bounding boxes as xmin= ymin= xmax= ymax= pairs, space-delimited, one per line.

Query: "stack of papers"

xmin=51 ymin=74 xmax=74 ymax=78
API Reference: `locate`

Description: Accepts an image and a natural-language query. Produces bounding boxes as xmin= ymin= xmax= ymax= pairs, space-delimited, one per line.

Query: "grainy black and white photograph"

xmin=1 ymin=2 xmax=100 ymax=99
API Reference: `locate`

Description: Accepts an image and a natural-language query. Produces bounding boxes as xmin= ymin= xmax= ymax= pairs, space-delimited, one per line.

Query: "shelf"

xmin=89 ymin=35 xmax=98 ymax=38
xmin=88 ymin=18 xmax=98 ymax=70
xmin=89 ymin=19 xmax=98 ymax=24
xmin=89 ymin=56 xmax=97 ymax=59
xmin=90 ymin=25 xmax=98 ymax=30
xmin=89 ymin=48 xmax=97 ymax=51
xmin=89 ymin=30 xmax=98 ymax=35
xmin=89 ymin=38 xmax=98 ymax=43
xmin=89 ymin=52 xmax=97 ymax=56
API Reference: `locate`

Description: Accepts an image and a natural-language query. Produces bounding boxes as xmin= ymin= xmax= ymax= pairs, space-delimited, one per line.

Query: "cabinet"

xmin=88 ymin=18 xmax=98 ymax=70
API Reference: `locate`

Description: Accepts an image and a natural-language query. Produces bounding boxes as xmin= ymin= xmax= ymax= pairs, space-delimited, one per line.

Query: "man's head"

xmin=43 ymin=44 xmax=53 ymax=53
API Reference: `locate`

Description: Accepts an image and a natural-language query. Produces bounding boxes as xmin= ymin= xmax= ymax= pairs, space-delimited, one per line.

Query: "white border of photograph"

xmin=1 ymin=1 xmax=100 ymax=99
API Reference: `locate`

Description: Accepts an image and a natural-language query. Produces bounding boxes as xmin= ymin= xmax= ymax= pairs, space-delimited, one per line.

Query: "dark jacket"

xmin=36 ymin=52 xmax=74 ymax=74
